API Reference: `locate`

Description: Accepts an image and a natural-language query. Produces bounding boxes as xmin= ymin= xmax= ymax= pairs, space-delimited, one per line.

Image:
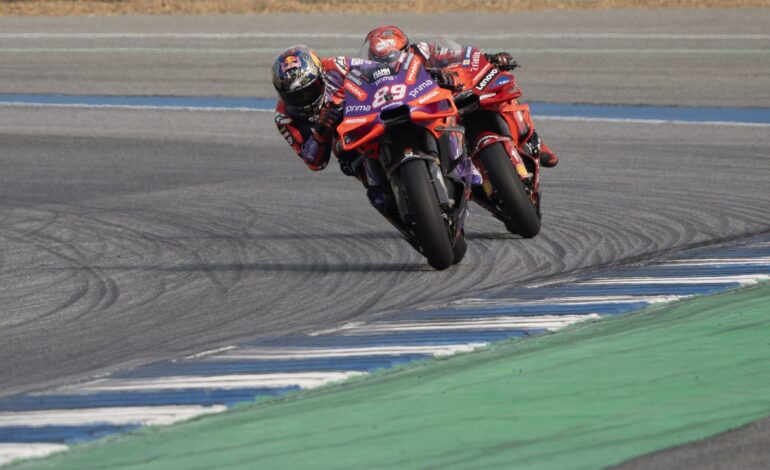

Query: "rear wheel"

xmin=480 ymin=143 xmax=541 ymax=238
xmin=399 ymin=159 xmax=455 ymax=270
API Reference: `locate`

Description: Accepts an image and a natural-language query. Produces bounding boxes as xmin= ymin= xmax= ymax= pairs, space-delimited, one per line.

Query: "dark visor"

xmin=283 ymin=79 xmax=325 ymax=108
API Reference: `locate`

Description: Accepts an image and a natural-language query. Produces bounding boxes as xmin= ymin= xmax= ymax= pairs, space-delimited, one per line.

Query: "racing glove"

xmin=312 ymin=100 xmax=344 ymax=144
xmin=430 ymin=69 xmax=462 ymax=92
xmin=485 ymin=52 xmax=519 ymax=71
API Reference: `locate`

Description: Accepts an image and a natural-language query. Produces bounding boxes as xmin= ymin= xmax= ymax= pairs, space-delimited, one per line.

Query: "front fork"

xmin=471 ymin=132 xmax=540 ymax=207
xmin=382 ymin=146 xmax=467 ymax=241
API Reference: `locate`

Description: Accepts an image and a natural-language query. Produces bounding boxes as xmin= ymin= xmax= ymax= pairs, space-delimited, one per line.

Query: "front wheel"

xmin=399 ymin=159 xmax=455 ymax=270
xmin=452 ymin=231 xmax=467 ymax=265
xmin=480 ymin=143 xmax=541 ymax=238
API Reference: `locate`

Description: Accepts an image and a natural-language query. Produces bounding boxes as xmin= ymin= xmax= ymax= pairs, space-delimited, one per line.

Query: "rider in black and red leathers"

xmin=271 ymin=45 xmax=351 ymax=172
xmin=363 ymin=25 xmax=559 ymax=168
xmin=273 ymin=45 xmax=397 ymax=214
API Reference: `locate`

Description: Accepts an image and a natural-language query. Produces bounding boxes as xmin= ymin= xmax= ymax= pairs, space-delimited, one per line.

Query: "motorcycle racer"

xmin=363 ymin=25 xmax=559 ymax=168
xmin=271 ymin=45 xmax=351 ymax=173
xmin=271 ymin=45 xmax=397 ymax=215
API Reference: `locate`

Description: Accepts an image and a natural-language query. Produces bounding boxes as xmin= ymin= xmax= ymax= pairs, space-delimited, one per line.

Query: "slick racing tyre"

xmin=480 ymin=143 xmax=541 ymax=238
xmin=400 ymin=159 xmax=455 ymax=270
xmin=452 ymin=230 xmax=467 ymax=265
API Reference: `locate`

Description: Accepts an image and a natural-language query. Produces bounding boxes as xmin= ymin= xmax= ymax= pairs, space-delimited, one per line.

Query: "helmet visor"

xmin=360 ymin=38 xmax=403 ymax=64
xmin=282 ymin=78 xmax=325 ymax=109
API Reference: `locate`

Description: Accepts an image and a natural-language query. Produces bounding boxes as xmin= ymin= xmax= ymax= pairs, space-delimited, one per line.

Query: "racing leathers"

xmin=273 ymin=56 xmax=350 ymax=171
xmin=274 ymin=56 xmax=391 ymax=213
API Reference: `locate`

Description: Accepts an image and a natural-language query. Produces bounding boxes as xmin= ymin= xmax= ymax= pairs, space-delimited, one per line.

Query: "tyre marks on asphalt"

xmin=1 ymin=237 xmax=768 ymax=465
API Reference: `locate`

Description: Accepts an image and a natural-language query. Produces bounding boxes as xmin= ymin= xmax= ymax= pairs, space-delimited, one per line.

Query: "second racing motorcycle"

xmin=336 ymin=53 xmax=473 ymax=270
xmin=434 ymin=41 xmax=542 ymax=237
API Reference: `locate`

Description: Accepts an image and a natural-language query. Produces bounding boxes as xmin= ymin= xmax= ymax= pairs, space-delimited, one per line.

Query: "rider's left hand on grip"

xmin=486 ymin=52 xmax=518 ymax=71
xmin=430 ymin=69 xmax=462 ymax=92
xmin=314 ymin=100 xmax=343 ymax=141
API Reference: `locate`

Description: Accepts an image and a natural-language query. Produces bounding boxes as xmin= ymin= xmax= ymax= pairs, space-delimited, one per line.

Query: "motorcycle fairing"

xmin=337 ymin=53 xmax=458 ymax=152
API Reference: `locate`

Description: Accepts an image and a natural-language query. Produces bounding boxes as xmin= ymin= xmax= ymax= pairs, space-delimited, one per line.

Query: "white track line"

xmin=1 ymin=32 xmax=768 ymax=40
xmin=64 ymin=372 xmax=365 ymax=392
xmin=0 ymin=444 xmax=68 ymax=466
xmin=184 ymin=345 xmax=238 ymax=359
xmin=328 ymin=315 xmax=599 ymax=335
xmin=580 ymin=275 xmax=770 ymax=286
xmin=0 ymin=405 xmax=225 ymax=427
xmin=448 ymin=295 xmax=683 ymax=307
xmin=210 ymin=344 xmax=488 ymax=360
xmin=535 ymin=116 xmax=770 ymax=128
xmin=659 ymin=257 xmax=770 ymax=266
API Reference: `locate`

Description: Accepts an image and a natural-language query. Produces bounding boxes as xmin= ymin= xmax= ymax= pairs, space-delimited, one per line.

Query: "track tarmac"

xmin=0 ymin=9 xmax=769 ymax=467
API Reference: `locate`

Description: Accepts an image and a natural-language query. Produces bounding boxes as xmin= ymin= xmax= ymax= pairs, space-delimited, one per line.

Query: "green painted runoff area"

xmin=17 ymin=284 xmax=770 ymax=469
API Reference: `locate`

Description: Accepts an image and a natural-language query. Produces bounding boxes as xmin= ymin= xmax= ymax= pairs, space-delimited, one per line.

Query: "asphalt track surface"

xmin=1 ymin=9 xmax=769 ymax=466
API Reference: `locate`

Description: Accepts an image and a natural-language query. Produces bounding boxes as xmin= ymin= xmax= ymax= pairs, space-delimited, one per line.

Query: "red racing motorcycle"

xmin=439 ymin=43 xmax=542 ymax=237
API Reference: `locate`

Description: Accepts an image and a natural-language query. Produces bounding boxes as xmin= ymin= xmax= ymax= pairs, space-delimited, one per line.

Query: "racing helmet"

xmin=271 ymin=45 xmax=326 ymax=117
xmin=364 ymin=25 xmax=409 ymax=63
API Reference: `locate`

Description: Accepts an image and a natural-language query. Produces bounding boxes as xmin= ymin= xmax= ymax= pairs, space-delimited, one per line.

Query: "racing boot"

xmin=522 ymin=132 xmax=558 ymax=168
xmin=539 ymin=141 xmax=559 ymax=168
xmin=471 ymin=161 xmax=483 ymax=185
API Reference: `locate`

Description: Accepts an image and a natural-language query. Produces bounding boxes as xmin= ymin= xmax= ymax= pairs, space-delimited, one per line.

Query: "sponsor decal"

xmin=515 ymin=162 xmax=529 ymax=179
xmin=345 ymin=104 xmax=371 ymax=113
xmin=280 ymin=55 xmax=301 ymax=72
xmin=305 ymin=139 xmax=320 ymax=157
xmin=464 ymin=46 xmax=473 ymax=60
xmin=416 ymin=88 xmax=440 ymax=105
xmin=480 ymin=92 xmax=497 ymax=100
xmin=346 ymin=73 xmax=363 ymax=86
xmin=374 ymin=75 xmax=395 ymax=84
xmin=402 ymin=52 xmax=413 ymax=70
xmin=279 ymin=126 xmax=295 ymax=145
xmin=475 ymin=133 xmax=500 ymax=151
xmin=406 ymin=58 xmax=421 ymax=85
xmin=373 ymin=68 xmax=391 ymax=80
xmin=416 ymin=42 xmax=431 ymax=60
xmin=475 ymin=68 xmax=499 ymax=91
xmin=472 ymin=64 xmax=493 ymax=84
xmin=381 ymin=100 xmax=404 ymax=110
xmin=334 ymin=56 xmax=347 ymax=74
xmin=274 ymin=112 xmax=292 ymax=126
xmin=462 ymin=60 xmax=470 ymax=67
xmin=408 ymin=79 xmax=434 ymax=98
xmin=471 ymin=51 xmax=481 ymax=70
xmin=350 ymin=58 xmax=365 ymax=66
xmin=493 ymin=76 xmax=511 ymax=87
xmin=343 ymin=116 xmax=369 ymax=125
xmin=344 ymin=80 xmax=368 ymax=100
xmin=374 ymin=37 xmax=396 ymax=52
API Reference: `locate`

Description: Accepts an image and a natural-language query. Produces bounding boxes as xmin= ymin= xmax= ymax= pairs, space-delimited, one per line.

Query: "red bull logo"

xmin=281 ymin=55 xmax=301 ymax=72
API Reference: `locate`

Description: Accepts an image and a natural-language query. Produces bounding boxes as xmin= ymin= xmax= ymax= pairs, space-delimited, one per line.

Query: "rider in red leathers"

xmin=363 ymin=25 xmax=559 ymax=169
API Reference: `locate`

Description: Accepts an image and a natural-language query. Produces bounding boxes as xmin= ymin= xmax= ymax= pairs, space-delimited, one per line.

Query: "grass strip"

xmin=14 ymin=283 xmax=770 ymax=469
